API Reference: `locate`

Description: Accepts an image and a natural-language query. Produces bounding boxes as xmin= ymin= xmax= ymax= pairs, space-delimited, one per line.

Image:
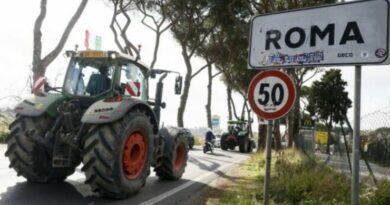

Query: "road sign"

xmin=247 ymin=70 xmax=296 ymax=120
xmin=301 ymin=119 xmax=315 ymax=128
xmin=211 ymin=115 xmax=220 ymax=129
xmin=248 ymin=0 xmax=390 ymax=69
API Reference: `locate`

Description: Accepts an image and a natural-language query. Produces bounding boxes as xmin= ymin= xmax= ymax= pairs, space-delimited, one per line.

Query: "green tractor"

xmin=5 ymin=50 xmax=189 ymax=199
xmin=220 ymin=120 xmax=256 ymax=153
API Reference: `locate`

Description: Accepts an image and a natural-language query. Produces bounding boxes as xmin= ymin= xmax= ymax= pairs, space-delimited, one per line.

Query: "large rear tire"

xmin=239 ymin=135 xmax=249 ymax=153
xmin=82 ymin=110 xmax=153 ymax=199
xmin=220 ymin=134 xmax=228 ymax=151
xmin=155 ymin=127 xmax=188 ymax=180
xmin=5 ymin=116 xmax=78 ymax=183
xmin=188 ymin=141 xmax=194 ymax=150
xmin=247 ymin=140 xmax=254 ymax=153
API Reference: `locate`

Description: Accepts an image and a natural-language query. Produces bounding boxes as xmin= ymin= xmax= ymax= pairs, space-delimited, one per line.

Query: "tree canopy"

xmin=307 ymin=69 xmax=352 ymax=153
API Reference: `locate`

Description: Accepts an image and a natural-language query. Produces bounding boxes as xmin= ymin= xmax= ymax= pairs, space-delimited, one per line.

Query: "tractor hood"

xmin=14 ymin=93 xmax=65 ymax=117
xmin=81 ymin=97 xmax=157 ymax=126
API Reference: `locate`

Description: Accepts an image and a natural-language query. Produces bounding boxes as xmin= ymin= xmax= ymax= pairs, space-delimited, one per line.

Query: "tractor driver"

xmin=86 ymin=65 xmax=112 ymax=96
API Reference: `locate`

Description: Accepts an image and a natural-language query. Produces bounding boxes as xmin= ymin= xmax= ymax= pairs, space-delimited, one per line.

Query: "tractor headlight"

xmin=109 ymin=52 xmax=117 ymax=59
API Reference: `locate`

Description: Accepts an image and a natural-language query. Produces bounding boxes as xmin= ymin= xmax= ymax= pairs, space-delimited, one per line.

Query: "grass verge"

xmin=203 ymin=149 xmax=390 ymax=205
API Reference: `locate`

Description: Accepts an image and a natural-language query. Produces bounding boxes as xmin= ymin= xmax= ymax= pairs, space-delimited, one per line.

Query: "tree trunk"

xmin=32 ymin=0 xmax=88 ymax=83
xmin=326 ymin=124 xmax=332 ymax=154
xmin=32 ymin=0 xmax=47 ymax=83
xmin=150 ymin=31 xmax=161 ymax=69
xmin=287 ymin=112 xmax=294 ymax=148
xmin=292 ymin=86 xmax=301 ymax=147
xmin=229 ymin=95 xmax=240 ymax=120
xmin=287 ymin=85 xmax=302 ymax=148
xmin=274 ymin=119 xmax=282 ymax=150
xmin=227 ymin=85 xmax=233 ymax=120
xmin=257 ymin=117 xmax=267 ymax=151
xmin=177 ymin=43 xmax=192 ymax=127
xmin=240 ymin=98 xmax=247 ymax=120
xmin=205 ymin=63 xmax=212 ymax=128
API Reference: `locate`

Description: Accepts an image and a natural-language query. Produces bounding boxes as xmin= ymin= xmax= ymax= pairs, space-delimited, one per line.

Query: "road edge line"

xmin=139 ymin=158 xmax=245 ymax=205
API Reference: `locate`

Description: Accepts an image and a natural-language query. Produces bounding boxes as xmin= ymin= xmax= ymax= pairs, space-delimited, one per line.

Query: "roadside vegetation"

xmin=203 ymin=149 xmax=390 ymax=205
xmin=0 ymin=121 xmax=9 ymax=144
xmin=194 ymin=136 xmax=205 ymax=146
xmin=0 ymin=127 xmax=8 ymax=143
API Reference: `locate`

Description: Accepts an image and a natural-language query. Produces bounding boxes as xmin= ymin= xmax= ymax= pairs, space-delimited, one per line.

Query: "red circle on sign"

xmin=247 ymin=70 xmax=296 ymax=120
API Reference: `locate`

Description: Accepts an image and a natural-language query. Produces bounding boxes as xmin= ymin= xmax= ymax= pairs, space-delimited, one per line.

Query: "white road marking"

xmin=139 ymin=158 xmax=245 ymax=205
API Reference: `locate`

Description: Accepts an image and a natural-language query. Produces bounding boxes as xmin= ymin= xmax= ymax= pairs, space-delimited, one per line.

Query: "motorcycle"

xmin=203 ymin=139 xmax=215 ymax=154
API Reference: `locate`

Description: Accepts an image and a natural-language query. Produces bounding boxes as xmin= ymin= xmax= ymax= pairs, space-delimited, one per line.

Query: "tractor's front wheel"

xmin=82 ymin=110 xmax=153 ymax=199
xmin=5 ymin=116 xmax=78 ymax=183
xmin=155 ymin=127 xmax=188 ymax=180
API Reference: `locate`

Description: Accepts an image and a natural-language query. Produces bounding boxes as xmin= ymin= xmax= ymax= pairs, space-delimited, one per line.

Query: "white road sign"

xmin=249 ymin=0 xmax=390 ymax=69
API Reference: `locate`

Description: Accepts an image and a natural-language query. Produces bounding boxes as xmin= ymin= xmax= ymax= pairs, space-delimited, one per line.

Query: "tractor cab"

xmin=227 ymin=120 xmax=246 ymax=135
xmin=63 ymin=50 xmax=149 ymax=101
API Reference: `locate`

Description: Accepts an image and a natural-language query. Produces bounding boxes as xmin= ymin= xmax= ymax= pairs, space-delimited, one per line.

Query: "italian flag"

xmin=85 ymin=30 xmax=102 ymax=50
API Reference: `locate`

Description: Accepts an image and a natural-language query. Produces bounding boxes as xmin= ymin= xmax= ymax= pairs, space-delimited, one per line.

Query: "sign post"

xmin=263 ymin=119 xmax=273 ymax=205
xmin=352 ymin=65 xmax=361 ymax=205
xmin=248 ymin=1 xmax=390 ymax=204
xmin=247 ymin=70 xmax=296 ymax=205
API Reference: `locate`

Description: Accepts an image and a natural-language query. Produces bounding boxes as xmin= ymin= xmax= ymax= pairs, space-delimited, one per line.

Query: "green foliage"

xmin=366 ymin=127 xmax=390 ymax=167
xmin=193 ymin=136 xmax=204 ymax=146
xmin=367 ymin=181 xmax=390 ymax=205
xmin=271 ymin=151 xmax=351 ymax=204
xmin=205 ymin=148 xmax=390 ymax=205
xmin=0 ymin=123 xmax=9 ymax=144
xmin=307 ymin=69 xmax=352 ymax=127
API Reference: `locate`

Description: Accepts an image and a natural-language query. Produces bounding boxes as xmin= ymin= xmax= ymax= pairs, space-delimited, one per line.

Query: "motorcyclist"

xmin=205 ymin=128 xmax=216 ymax=145
xmin=204 ymin=128 xmax=216 ymax=153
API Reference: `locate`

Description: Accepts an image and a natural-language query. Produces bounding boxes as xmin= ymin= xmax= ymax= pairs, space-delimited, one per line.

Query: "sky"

xmin=0 ymin=0 xmax=390 ymax=131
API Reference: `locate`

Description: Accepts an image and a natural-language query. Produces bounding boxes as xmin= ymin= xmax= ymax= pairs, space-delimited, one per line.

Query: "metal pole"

xmin=351 ymin=65 xmax=361 ymax=205
xmin=263 ymin=120 xmax=273 ymax=205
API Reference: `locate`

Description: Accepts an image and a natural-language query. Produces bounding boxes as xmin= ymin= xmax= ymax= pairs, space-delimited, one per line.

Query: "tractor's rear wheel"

xmin=247 ymin=140 xmax=254 ymax=153
xmin=155 ymin=127 xmax=188 ymax=180
xmin=5 ymin=116 xmax=78 ymax=183
xmin=220 ymin=134 xmax=228 ymax=151
xmin=82 ymin=110 xmax=153 ymax=199
xmin=239 ymin=135 xmax=249 ymax=153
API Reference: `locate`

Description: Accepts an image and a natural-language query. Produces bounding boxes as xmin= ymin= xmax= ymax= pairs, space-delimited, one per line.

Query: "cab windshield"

xmin=64 ymin=58 xmax=113 ymax=97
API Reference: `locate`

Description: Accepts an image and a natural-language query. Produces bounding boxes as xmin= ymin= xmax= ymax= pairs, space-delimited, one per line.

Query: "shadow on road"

xmin=0 ymin=178 xmax=222 ymax=205
xmin=0 ymin=181 xmax=96 ymax=205
xmin=189 ymin=157 xmax=221 ymax=171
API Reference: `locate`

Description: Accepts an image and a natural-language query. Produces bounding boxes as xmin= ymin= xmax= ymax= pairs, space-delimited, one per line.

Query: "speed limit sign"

xmin=248 ymin=70 xmax=296 ymax=120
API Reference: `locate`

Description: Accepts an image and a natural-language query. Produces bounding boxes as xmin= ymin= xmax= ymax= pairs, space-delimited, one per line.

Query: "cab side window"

xmin=120 ymin=63 xmax=146 ymax=100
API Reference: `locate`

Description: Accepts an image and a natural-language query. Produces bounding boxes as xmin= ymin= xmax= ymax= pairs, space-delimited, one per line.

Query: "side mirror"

xmin=175 ymin=76 xmax=182 ymax=95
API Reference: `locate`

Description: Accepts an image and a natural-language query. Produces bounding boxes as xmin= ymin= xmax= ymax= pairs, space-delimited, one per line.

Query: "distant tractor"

xmin=220 ymin=120 xmax=255 ymax=153
xmin=5 ymin=50 xmax=189 ymax=199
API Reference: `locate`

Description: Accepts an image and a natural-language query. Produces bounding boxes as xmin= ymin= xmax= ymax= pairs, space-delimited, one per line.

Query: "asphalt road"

xmin=0 ymin=144 xmax=250 ymax=205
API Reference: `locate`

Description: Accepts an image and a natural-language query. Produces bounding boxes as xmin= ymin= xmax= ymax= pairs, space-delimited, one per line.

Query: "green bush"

xmin=0 ymin=123 xmax=8 ymax=143
xmin=365 ymin=181 xmax=390 ymax=205
xmin=194 ymin=136 xmax=204 ymax=146
xmin=0 ymin=131 xmax=8 ymax=143
xmin=271 ymin=151 xmax=351 ymax=204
